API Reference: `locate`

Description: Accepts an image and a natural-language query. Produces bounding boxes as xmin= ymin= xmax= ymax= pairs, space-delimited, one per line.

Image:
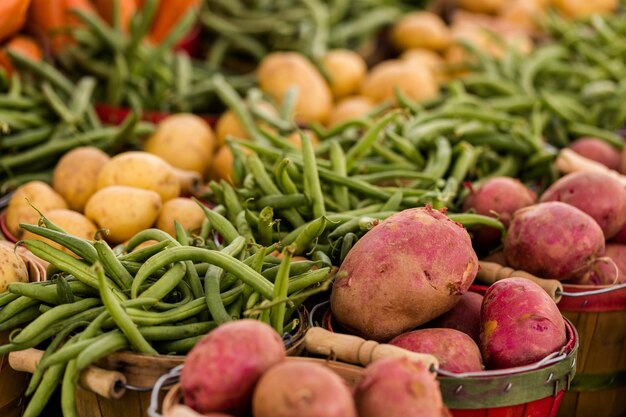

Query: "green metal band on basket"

xmin=438 ymin=347 xmax=578 ymax=409
xmin=569 ymin=371 xmax=626 ymax=392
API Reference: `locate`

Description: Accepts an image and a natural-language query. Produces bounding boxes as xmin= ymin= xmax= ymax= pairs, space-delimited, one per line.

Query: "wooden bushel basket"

xmin=556 ymin=283 xmax=626 ymax=417
xmin=0 ymin=242 xmax=47 ymax=417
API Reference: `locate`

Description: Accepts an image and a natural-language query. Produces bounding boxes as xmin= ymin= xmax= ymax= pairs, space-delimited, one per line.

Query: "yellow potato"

xmin=6 ymin=181 xmax=68 ymax=239
xmin=390 ymin=12 xmax=452 ymax=51
xmin=97 ymin=151 xmax=180 ymax=202
xmin=327 ymin=96 xmax=375 ymax=127
xmin=551 ymin=0 xmax=617 ymax=19
xmin=215 ymin=102 xmax=278 ymax=147
xmin=286 ymin=130 xmax=320 ymax=149
xmin=173 ymin=168 xmax=203 ymax=196
xmin=401 ymin=48 xmax=448 ymax=84
xmin=360 ymin=60 xmax=439 ymax=104
xmin=323 ymin=49 xmax=367 ymax=100
xmin=52 ymin=146 xmax=110 ymax=212
xmin=144 ymin=113 xmax=216 ymax=175
xmin=156 ymin=198 xmax=206 ymax=237
xmin=258 ymin=52 xmax=333 ymax=124
xmin=211 ymin=145 xmax=235 ymax=184
xmin=0 ymin=244 xmax=29 ymax=292
xmin=21 ymin=209 xmax=98 ymax=256
xmin=457 ymin=0 xmax=506 ymax=14
xmin=85 ymin=186 xmax=162 ymax=244
xmin=498 ymin=0 xmax=547 ymax=33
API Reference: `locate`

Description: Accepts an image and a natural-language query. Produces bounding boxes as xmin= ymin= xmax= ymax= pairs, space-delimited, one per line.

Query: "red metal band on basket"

xmin=557 ymin=284 xmax=626 ymax=312
xmin=0 ymin=211 xmax=18 ymax=243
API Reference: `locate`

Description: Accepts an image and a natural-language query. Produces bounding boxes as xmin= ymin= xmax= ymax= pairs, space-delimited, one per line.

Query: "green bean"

xmin=340 ymin=233 xmax=358 ymax=264
xmin=520 ymin=45 xmax=566 ymax=94
xmin=139 ymin=322 xmax=216 ymax=341
xmin=285 ymin=216 xmax=327 ymax=255
xmin=345 ymin=111 xmax=398 ymax=171
xmin=256 ymin=193 xmax=308 ymax=210
xmin=312 ymin=250 xmax=332 ymax=268
xmin=175 ymin=222 xmax=205 ymax=301
xmin=133 ymin=246 xmax=275 ymax=300
xmin=139 ymin=261 xmax=187 ymax=301
xmin=261 ymin=260 xmax=321 ymax=281
xmin=61 ymin=358 xmax=79 ymax=417
xmin=11 ymin=298 xmax=101 ymax=345
xmin=222 ymin=181 xmax=244 ymax=223
xmin=96 ymin=263 xmax=156 ymax=354
xmin=8 ymin=51 xmax=74 ymax=94
xmin=271 ymin=246 xmax=293 ymax=334
xmin=56 ymin=275 xmax=75 ymax=304
xmin=274 ymin=158 xmax=300 ymax=196
xmin=567 ymin=123 xmax=624 ymax=148
xmin=119 ymin=239 xmax=171 ymax=262
xmin=125 ymin=228 xmax=178 ymax=252
xmin=205 ymin=265 xmax=232 ymax=324
xmin=258 ymin=206 xmax=274 ymax=247
xmin=352 ymin=170 xmax=436 ymax=183
xmin=0 ymin=305 xmax=41 ymax=332
xmin=0 ymin=292 xmax=19 ymax=307
xmin=279 ymin=86 xmax=299 ymax=121
xmin=23 ymin=361 xmax=67 ymax=417
xmin=193 ymin=197 xmax=240 ymax=244
xmin=288 ymin=267 xmax=331 ymax=293
xmin=127 ymin=297 xmax=207 ymax=326
xmin=447 ymin=213 xmax=506 ymax=232
xmin=328 ymin=212 xmax=394 ymax=239
xmin=41 ymin=82 xmax=76 ymax=124
xmin=0 ymin=296 xmax=40 ymax=323
xmin=156 ymin=335 xmax=203 ymax=354
xmin=301 ymin=132 xmax=326 ymax=218
xmin=20 ymin=225 xmax=98 ymax=262
xmin=76 ymin=331 xmax=129 ymax=371
xmin=0 ymin=125 xmax=53 ymax=149
xmin=213 ymin=74 xmax=264 ymax=142
xmin=327 ymin=140 xmax=350 ymax=210
xmin=39 ymin=332 xmax=111 ymax=370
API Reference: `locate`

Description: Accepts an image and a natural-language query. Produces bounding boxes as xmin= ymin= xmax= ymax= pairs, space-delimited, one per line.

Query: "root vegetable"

xmin=463 ymin=177 xmax=536 ymax=252
xmin=504 ymin=202 xmax=605 ymax=281
xmin=96 ymin=152 xmax=180 ymax=202
xmin=360 ymin=60 xmax=439 ymax=104
xmin=330 ymin=207 xmax=478 ymax=342
xmin=575 ymin=244 xmax=626 ymax=285
xmin=156 ymin=198 xmax=206 ymax=237
xmin=252 ymin=360 xmax=357 ymax=417
xmin=480 ymin=278 xmax=566 ymax=369
xmin=552 ymin=0 xmax=618 ymax=19
xmin=323 ymin=49 xmax=367 ymax=99
xmin=457 ymin=0 xmax=506 ymax=14
xmin=6 ymin=181 xmax=68 ymax=239
xmin=390 ymin=328 xmax=483 ymax=373
xmin=327 ymin=96 xmax=374 ymax=127
xmin=85 ymin=186 xmax=162 ymax=244
xmin=144 ymin=113 xmax=216 ymax=175
xmin=258 ymin=52 xmax=332 ymax=124
xmin=611 ymin=223 xmax=626 ymax=244
xmin=181 ymin=320 xmax=285 ymax=416
xmin=539 ymin=172 xmax=626 ymax=239
xmin=52 ymin=146 xmax=110 ymax=212
xmin=429 ymin=291 xmax=483 ymax=343
xmin=390 ymin=12 xmax=451 ymax=51
xmin=0 ymin=244 xmax=29 ymax=293
xmin=569 ymin=137 xmax=621 ymax=171
xmin=400 ymin=48 xmax=447 ymax=83
xmin=354 ymin=357 xmax=450 ymax=417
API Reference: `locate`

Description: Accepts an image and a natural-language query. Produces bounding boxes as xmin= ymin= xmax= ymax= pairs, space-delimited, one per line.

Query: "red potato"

xmin=539 ymin=172 xmax=626 ymax=239
xmin=429 ymin=291 xmax=483 ymax=343
xmin=354 ymin=357 xmax=451 ymax=417
xmin=330 ymin=206 xmax=478 ymax=342
xmin=480 ymin=278 xmax=566 ymax=369
xmin=574 ymin=244 xmax=626 ymax=285
xmin=504 ymin=202 xmax=605 ymax=281
xmin=463 ymin=177 xmax=536 ymax=252
xmin=610 ymin=223 xmax=626 ymax=244
xmin=180 ymin=320 xmax=286 ymax=416
xmin=622 ymin=146 xmax=626 ymax=174
xmin=389 ymin=328 xmax=483 ymax=373
xmin=252 ymin=361 xmax=357 ymax=417
xmin=569 ymin=137 xmax=622 ymax=171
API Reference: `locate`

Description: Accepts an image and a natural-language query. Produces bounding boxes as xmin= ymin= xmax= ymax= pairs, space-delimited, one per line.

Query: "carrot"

xmin=92 ymin=0 xmax=137 ymax=33
xmin=0 ymin=35 xmax=42 ymax=77
xmin=148 ymin=0 xmax=200 ymax=44
xmin=0 ymin=0 xmax=31 ymax=43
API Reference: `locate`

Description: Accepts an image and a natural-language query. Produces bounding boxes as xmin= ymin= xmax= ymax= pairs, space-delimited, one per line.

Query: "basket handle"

xmin=555 ymin=149 xmax=626 ymax=186
xmin=9 ymin=348 xmax=127 ymax=399
xmin=477 ymin=261 xmax=563 ymax=303
xmin=304 ymin=327 xmax=440 ymax=370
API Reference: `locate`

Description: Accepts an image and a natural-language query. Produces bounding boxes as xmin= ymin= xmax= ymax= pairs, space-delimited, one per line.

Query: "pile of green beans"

xmin=206 ymin=76 xmax=508 ymax=265
xmin=0 ymin=211 xmax=330 ymax=417
xmin=200 ymin=0 xmax=427 ymax=68
xmin=55 ymin=0 xmax=255 ymax=113
xmin=451 ymin=13 xmax=626 ymax=149
xmin=0 ymin=54 xmax=154 ymax=194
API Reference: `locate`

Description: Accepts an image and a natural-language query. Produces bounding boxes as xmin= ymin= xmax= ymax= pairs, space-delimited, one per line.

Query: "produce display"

xmin=0 ymin=1 xmax=625 ymax=417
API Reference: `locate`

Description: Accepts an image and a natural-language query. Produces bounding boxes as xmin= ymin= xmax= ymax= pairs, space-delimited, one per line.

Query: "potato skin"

xmin=577 ymin=244 xmax=626 ymax=285
xmin=96 ymin=151 xmax=180 ymax=202
xmin=360 ymin=60 xmax=439 ymax=104
xmin=480 ymin=278 xmax=566 ymax=369
xmin=354 ymin=357 xmax=450 ymax=417
xmin=327 ymin=96 xmax=374 ymax=127
xmin=6 ymin=181 xmax=68 ymax=239
xmin=21 ymin=209 xmax=97 ymax=256
xmin=390 ymin=328 xmax=483 ymax=373
xmin=252 ymin=361 xmax=357 ymax=417
xmin=429 ymin=291 xmax=483 ymax=343
xmin=156 ymin=198 xmax=206 ymax=237
xmin=144 ymin=113 xmax=216 ymax=175
xmin=457 ymin=0 xmax=506 ymax=14
xmin=258 ymin=52 xmax=333 ymax=124
xmin=323 ymin=49 xmax=367 ymax=99
xmin=0 ymin=244 xmax=29 ymax=293
xmin=390 ymin=12 xmax=451 ymax=51
xmin=85 ymin=186 xmax=162 ymax=244
xmin=539 ymin=172 xmax=626 ymax=239
xmin=552 ymin=0 xmax=617 ymax=19
xmin=569 ymin=137 xmax=621 ymax=171
xmin=330 ymin=207 xmax=478 ymax=342
xmin=52 ymin=146 xmax=110 ymax=211
xmin=181 ymin=320 xmax=285 ymax=415
xmin=504 ymin=202 xmax=605 ymax=281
